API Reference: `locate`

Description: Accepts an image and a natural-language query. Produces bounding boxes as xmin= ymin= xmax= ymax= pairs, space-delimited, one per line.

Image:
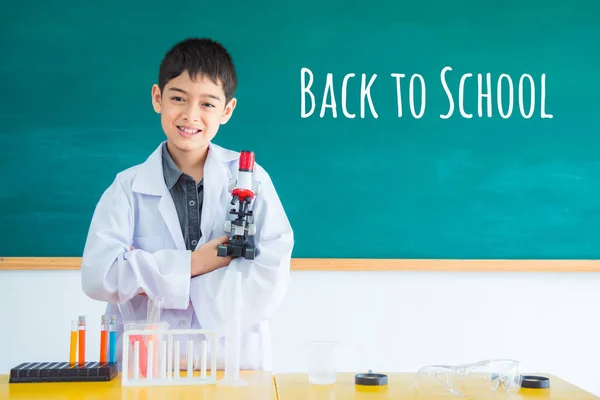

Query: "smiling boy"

xmin=81 ymin=38 xmax=294 ymax=370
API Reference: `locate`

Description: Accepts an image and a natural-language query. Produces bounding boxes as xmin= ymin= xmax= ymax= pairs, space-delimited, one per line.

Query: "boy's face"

xmin=151 ymin=71 xmax=236 ymax=155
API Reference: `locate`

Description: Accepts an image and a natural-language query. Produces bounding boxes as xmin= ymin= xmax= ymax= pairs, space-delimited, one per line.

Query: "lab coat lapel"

xmin=158 ymin=193 xmax=186 ymax=250
xmin=200 ymin=144 xmax=230 ymax=246
xmin=132 ymin=142 xmax=186 ymax=250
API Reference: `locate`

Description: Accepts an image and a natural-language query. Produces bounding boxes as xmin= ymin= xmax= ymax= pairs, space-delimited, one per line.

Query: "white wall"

xmin=1 ymin=269 xmax=598 ymax=395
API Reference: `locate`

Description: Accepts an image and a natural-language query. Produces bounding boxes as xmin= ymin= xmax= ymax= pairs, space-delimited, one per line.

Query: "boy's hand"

xmin=191 ymin=235 xmax=233 ymax=277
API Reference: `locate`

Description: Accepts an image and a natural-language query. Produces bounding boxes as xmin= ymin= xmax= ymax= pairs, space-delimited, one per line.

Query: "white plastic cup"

xmin=306 ymin=341 xmax=337 ymax=385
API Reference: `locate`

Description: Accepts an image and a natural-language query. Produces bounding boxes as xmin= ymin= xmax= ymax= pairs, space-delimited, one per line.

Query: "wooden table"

xmin=2 ymin=371 xmax=597 ymax=399
xmin=0 ymin=370 xmax=276 ymax=400
xmin=274 ymin=372 xmax=599 ymax=399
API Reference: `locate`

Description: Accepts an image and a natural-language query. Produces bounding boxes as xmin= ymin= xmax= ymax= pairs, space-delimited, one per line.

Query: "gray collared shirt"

xmin=161 ymin=143 xmax=203 ymax=250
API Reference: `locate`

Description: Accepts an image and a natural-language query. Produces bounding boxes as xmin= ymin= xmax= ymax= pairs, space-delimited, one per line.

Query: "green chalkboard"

xmin=1 ymin=0 xmax=599 ymax=259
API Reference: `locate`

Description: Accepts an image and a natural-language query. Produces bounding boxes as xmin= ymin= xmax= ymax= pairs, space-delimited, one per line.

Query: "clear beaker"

xmin=414 ymin=359 xmax=522 ymax=397
xmin=306 ymin=341 xmax=337 ymax=385
xmin=124 ymin=321 xmax=169 ymax=379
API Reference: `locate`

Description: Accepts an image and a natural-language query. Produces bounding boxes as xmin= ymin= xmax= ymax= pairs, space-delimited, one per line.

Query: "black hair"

xmin=158 ymin=38 xmax=237 ymax=102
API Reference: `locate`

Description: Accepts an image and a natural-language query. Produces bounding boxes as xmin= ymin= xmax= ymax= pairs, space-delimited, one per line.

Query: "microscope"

xmin=217 ymin=150 xmax=259 ymax=260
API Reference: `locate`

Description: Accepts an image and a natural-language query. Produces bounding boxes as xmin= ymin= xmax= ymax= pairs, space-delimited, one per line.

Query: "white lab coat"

xmin=81 ymin=141 xmax=294 ymax=371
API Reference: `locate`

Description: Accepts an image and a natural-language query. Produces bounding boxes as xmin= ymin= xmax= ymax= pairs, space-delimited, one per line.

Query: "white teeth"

xmin=179 ymin=126 xmax=200 ymax=134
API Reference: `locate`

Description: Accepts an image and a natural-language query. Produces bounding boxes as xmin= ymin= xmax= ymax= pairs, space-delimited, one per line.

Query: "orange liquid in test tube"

xmin=69 ymin=320 xmax=77 ymax=365
xmin=100 ymin=315 xmax=108 ymax=364
xmin=78 ymin=316 xmax=86 ymax=366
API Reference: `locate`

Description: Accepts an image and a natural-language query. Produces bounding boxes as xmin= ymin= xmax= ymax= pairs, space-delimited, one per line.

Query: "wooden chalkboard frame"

xmin=1 ymin=258 xmax=599 ymax=272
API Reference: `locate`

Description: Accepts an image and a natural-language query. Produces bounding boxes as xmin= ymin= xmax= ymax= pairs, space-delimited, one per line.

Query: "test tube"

xmin=146 ymin=296 xmax=163 ymax=325
xmin=109 ymin=316 xmax=117 ymax=363
xmin=78 ymin=316 xmax=86 ymax=366
xmin=69 ymin=320 xmax=77 ymax=365
xmin=100 ymin=315 xmax=108 ymax=364
xmin=117 ymin=300 xmax=136 ymax=323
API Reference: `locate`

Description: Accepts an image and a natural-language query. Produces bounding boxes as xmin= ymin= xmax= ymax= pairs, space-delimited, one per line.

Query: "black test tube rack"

xmin=9 ymin=362 xmax=118 ymax=383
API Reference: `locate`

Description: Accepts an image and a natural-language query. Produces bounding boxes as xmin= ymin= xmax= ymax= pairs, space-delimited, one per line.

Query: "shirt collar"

xmin=161 ymin=142 xmax=183 ymax=190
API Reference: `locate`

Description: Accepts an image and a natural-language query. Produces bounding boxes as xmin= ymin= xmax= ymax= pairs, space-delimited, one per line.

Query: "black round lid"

xmin=521 ymin=375 xmax=550 ymax=389
xmin=355 ymin=370 xmax=388 ymax=386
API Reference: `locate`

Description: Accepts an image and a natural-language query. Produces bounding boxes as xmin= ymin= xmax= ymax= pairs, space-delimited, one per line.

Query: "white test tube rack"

xmin=121 ymin=328 xmax=217 ymax=387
